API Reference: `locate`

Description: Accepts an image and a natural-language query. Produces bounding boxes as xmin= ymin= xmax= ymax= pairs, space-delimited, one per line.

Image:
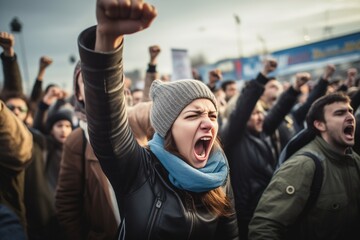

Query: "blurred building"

xmin=197 ymin=31 xmax=360 ymax=84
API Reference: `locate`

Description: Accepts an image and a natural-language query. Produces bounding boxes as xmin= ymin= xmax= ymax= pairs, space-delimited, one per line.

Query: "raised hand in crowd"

xmin=261 ymin=57 xmax=278 ymax=77
xmin=29 ymin=56 xmax=54 ymax=108
xmin=0 ymin=31 xmax=25 ymax=96
xmin=94 ymin=0 xmax=157 ymax=52
xmin=344 ymin=68 xmax=358 ymax=88
xmin=37 ymin=56 xmax=53 ymax=81
xmin=207 ymin=68 xmax=222 ymax=92
xmin=143 ymin=45 xmax=161 ymax=102
xmin=322 ymin=64 xmax=336 ymax=81
xmin=293 ymin=72 xmax=311 ymax=92
xmin=42 ymin=85 xmax=67 ymax=106
xmin=149 ymin=45 xmax=160 ymax=65
xmin=0 ymin=32 xmax=15 ymax=57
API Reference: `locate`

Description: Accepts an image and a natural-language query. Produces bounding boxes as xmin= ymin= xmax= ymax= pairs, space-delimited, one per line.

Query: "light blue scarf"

xmin=148 ymin=133 xmax=228 ymax=192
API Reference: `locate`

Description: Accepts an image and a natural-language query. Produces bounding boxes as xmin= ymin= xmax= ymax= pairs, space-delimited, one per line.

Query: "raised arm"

xmin=32 ymin=85 xmax=67 ymax=133
xmin=263 ymin=72 xmax=310 ymax=135
xmin=30 ymin=56 xmax=53 ymax=104
xmin=221 ymin=58 xmax=277 ymax=148
xmin=291 ymin=65 xmax=334 ymax=131
xmin=0 ymin=32 xmax=24 ymax=96
xmin=79 ymin=0 xmax=157 ymax=191
xmin=143 ymin=45 xmax=160 ymax=102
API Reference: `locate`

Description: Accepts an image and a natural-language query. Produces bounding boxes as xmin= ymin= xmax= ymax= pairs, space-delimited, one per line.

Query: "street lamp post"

xmin=234 ymin=14 xmax=242 ymax=58
xmin=10 ymin=17 xmax=30 ymax=94
xmin=257 ymin=34 xmax=268 ymax=56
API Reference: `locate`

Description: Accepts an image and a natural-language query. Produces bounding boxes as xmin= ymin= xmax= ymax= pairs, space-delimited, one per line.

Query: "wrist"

xmin=3 ymin=48 xmax=14 ymax=57
xmin=147 ymin=63 xmax=157 ymax=73
xmin=95 ymin=30 xmax=123 ymax=52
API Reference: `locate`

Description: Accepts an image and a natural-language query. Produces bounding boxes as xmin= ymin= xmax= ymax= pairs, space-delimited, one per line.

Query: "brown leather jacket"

xmin=55 ymin=127 xmax=118 ymax=240
xmin=0 ymin=100 xmax=33 ymax=228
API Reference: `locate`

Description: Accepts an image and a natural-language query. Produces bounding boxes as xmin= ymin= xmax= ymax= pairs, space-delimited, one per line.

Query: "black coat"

xmin=221 ymin=75 xmax=300 ymax=223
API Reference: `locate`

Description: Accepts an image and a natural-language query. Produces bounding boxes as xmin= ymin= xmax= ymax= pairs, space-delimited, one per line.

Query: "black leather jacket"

xmin=79 ymin=26 xmax=239 ymax=240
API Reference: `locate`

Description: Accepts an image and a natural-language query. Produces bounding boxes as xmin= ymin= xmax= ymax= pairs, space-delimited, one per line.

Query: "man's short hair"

xmin=306 ymin=92 xmax=350 ymax=134
xmin=221 ymin=80 xmax=236 ymax=92
xmin=131 ymin=88 xmax=143 ymax=94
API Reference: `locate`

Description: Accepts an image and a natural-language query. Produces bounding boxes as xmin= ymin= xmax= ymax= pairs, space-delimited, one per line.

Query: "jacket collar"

xmin=314 ymin=136 xmax=354 ymax=165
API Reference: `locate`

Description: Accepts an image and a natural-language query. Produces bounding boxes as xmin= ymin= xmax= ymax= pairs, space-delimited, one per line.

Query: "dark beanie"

xmin=46 ymin=108 xmax=75 ymax=132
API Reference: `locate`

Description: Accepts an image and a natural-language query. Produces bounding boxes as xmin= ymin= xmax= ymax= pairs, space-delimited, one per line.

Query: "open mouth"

xmin=344 ymin=125 xmax=354 ymax=138
xmin=194 ymin=137 xmax=212 ymax=160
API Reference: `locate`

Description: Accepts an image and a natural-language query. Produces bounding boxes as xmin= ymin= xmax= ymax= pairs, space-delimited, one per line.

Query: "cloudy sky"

xmin=1 ymin=0 xmax=360 ymax=93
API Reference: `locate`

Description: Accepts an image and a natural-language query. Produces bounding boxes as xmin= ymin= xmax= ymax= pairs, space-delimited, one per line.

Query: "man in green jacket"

xmin=249 ymin=92 xmax=360 ymax=240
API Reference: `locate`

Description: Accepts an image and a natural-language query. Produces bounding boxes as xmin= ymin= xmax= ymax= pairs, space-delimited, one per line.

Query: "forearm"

xmin=30 ymin=79 xmax=43 ymax=103
xmin=291 ymin=78 xmax=328 ymax=125
xmin=0 ymin=52 xmax=24 ymax=94
xmin=221 ymin=73 xmax=268 ymax=145
xmin=143 ymin=64 xmax=158 ymax=102
xmin=79 ymin=26 xmax=141 ymax=189
xmin=264 ymin=86 xmax=300 ymax=135
xmin=32 ymin=101 xmax=49 ymax=133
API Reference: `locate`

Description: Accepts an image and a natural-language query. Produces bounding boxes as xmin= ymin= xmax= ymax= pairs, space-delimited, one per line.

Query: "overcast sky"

xmin=1 ymin=0 xmax=360 ymax=93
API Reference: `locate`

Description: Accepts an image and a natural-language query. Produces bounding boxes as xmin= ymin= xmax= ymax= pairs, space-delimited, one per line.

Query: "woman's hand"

xmin=95 ymin=0 xmax=157 ymax=52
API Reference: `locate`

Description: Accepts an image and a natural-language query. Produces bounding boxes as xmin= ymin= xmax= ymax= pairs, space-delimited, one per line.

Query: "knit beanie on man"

xmin=150 ymin=79 xmax=217 ymax=138
xmin=46 ymin=108 xmax=75 ymax=132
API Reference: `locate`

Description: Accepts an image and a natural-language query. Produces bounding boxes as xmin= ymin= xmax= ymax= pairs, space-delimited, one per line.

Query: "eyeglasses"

xmin=6 ymin=104 xmax=28 ymax=113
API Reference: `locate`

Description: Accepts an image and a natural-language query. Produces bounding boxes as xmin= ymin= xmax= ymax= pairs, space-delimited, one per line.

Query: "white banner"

xmin=171 ymin=48 xmax=192 ymax=81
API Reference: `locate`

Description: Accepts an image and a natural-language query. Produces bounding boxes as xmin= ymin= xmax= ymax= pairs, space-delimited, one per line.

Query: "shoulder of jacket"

xmin=64 ymin=127 xmax=84 ymax=153
xmin=285 ymin=145 xmax=325 ymax=170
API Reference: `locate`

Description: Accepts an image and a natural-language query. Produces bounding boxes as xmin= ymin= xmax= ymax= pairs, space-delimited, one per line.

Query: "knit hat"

xmin=46 ymin=108 xmax=75 ymax=132
xmin=150 ymin=79 xmax=217 ymax=138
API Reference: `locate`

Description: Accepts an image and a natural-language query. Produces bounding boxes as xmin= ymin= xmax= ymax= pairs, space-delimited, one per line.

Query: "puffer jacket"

xmin=79 ymin=26 xmax=239 ymax=240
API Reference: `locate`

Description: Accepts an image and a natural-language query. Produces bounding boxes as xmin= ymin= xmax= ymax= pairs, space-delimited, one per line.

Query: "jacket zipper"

xmin=147 ymin=194 xmax=163 ymax=240
xmin=184 ymin=192 xmax=194 ymax=240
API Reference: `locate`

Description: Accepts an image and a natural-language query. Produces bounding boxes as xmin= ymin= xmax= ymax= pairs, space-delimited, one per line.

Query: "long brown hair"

xmin=164 ymin=132 xmax=234 ymax=217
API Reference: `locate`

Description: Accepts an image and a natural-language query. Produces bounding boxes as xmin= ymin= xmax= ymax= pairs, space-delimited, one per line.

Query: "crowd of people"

xmin=1 ymin=0 xmax=360 ymax=239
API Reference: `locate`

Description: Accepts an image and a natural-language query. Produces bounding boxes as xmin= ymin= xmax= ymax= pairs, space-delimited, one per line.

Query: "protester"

xmin=29 ymin=56 xmax=53 ymax=112
xmin=77 ymin=1 xmax=239 ymax=239
xmin=0 ymin=32 xmax=23 ymax=97
xmin=249 ymin=92 xmax=360 ymax=240
xmin=130 ymin=88 xmax=143 ymax=106
xmin=0 ymin=32 xmax=55 ymax=127
xmin=220 ymin=58 xmax=309 ymax=239
xmin=0 ymin=99 xmax=33 ymax=231
xmin=142 ymin=45 xmax=161 ymax=102
xmin=221 ymin=80 xmax=238 ymax=103
xmin=55 ymin=61 xmax=119 ymax=240
xmin=24 ymin=86 xmax=74 ymax=240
